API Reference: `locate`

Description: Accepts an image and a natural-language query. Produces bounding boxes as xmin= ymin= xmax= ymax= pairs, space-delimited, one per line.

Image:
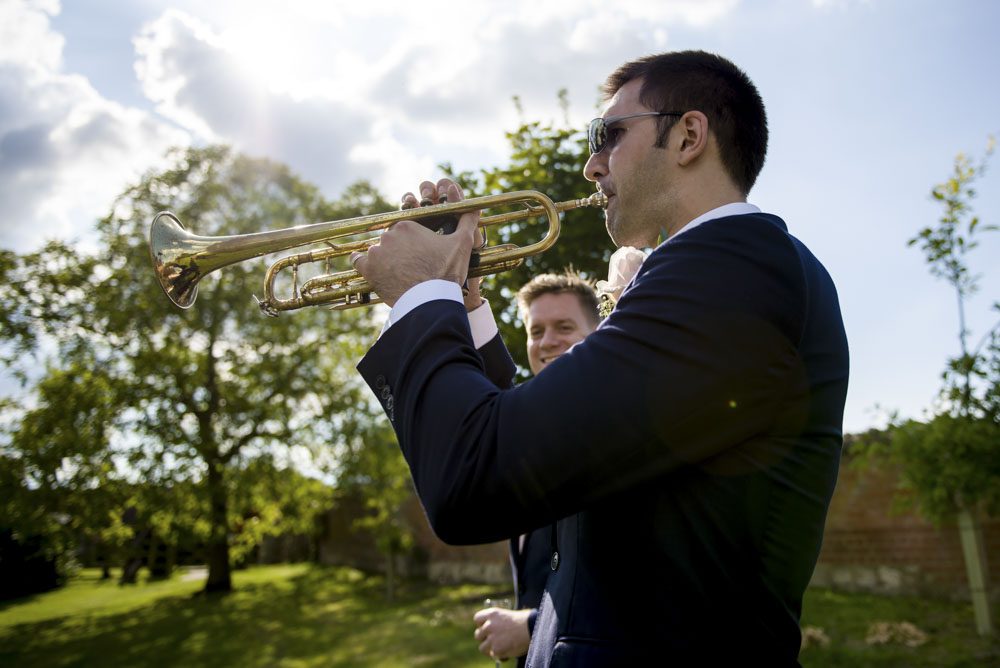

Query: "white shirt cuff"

xmin=378 ymin=281 xmax=499 ymax=349
xmin=380 ymin=280 xmax=463 ymax=338
xmin=467 ymin=299 xmax=499 ymax=348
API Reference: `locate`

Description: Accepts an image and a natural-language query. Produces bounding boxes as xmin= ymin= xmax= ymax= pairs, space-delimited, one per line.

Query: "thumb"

xmin=449 ymin=183 xmax=480 ymax=249
xmin=457 ymin=212 xmax=479 ymax=251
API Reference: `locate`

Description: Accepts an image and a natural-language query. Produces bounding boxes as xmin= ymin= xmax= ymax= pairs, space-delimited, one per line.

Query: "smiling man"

xmin=518 ymin=274 xmax=600 ymax=375
xmin=354 ymin=50 xmax=849 ymax=665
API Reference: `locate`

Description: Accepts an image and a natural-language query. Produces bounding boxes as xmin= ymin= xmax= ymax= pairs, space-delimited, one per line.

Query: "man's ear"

xmin=676 ymin=111 xmax=709 ymax=166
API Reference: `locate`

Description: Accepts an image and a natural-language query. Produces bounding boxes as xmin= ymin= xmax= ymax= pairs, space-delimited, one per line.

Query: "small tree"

xmin=863 ymin=137 xmax=998 ymax=634
xmin=911 ymin=137 xmax=1000 ymax=418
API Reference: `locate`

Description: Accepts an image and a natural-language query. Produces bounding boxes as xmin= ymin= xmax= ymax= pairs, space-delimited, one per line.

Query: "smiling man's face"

xmin=525 ymin=292 xmax=597 ymax=376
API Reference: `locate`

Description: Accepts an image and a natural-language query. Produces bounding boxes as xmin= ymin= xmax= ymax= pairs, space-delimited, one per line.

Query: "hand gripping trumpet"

xmin=149 ymin=190 xmax=607 ymax=315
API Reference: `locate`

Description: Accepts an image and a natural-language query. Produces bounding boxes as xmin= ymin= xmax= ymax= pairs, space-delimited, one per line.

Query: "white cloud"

xmin=0 ymin=0 xmax=187 ymax=252
xmin=348 ymin=121 xmax=440 ymax=202
xmin=0 ymin=0 xmax=62 ymax=73
xmin=0 ymin=0 xmax=744 ymax=250
xmin=130 ymin=0 xmax=742 ymax=198
xmin=133 ymin=9 xmax=381 ymax=196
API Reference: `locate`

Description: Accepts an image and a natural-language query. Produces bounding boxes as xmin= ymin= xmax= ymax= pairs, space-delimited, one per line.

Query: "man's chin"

xmin=605 ymin=217 xmax=624 ymax=247
xmin=607 ymin=224 xmax=635 ymax=249
xmin=608 ymin=221 xmax=656 ymax=249
xmin=605 ymin=207 xmax=636 ymax=247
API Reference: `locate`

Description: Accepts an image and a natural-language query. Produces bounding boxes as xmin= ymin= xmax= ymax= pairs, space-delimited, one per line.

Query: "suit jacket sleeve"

xmin=357 ymin=215 xmax=811 ymax=544
xmin=478 ymin=331 xmax=516 ymax=390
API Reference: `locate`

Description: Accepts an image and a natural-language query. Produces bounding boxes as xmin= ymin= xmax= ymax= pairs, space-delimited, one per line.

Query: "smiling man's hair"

xmin=516 ymin=270 xmax=600 ymax=326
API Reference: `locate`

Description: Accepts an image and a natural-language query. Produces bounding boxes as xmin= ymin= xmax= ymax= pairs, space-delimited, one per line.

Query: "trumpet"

xmin=149 ymin=190 xmax=607 ymax=315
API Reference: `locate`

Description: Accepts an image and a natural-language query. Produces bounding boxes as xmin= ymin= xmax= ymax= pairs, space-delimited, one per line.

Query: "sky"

xmin=1 ymin=0 xmax=998 ymax=435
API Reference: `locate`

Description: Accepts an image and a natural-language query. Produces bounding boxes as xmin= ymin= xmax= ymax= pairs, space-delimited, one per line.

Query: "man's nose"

xmin=584 ymin=151 xmax=606 ymax=183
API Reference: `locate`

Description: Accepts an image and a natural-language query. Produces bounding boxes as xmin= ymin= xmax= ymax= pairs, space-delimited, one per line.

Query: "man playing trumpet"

xmin=353 ymin=50 xmax=849 ymax=665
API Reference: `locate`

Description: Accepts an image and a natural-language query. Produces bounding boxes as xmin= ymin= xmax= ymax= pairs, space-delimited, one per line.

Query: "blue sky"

xmin=1 ymin=0 xmax=998 ymax=434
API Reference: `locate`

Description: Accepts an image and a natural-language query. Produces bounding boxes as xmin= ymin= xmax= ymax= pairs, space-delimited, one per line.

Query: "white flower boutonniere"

xmin=595 ymin=246 xmax=646 ymax=318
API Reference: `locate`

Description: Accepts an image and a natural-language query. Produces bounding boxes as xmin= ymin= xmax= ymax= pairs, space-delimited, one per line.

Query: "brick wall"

xmin=316 ymin=493 xmax=389 ymax=572
xmin=317 ymin=491 xmax=510 ymax=585
xmin=812 ymin=455 xmax=999 ymax=599
xmin=400 ymin=497 xmax=510 ymax=584
xmin=317 ymin=457 xmax=999 ymax=599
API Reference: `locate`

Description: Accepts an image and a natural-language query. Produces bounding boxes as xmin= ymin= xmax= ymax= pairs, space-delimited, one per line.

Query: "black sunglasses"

xmin=587 ymin=111 xmax=683 ymax=154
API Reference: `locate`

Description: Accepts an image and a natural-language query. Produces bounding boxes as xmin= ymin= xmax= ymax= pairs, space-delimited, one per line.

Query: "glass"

xmin=587 ymin=111 xmax=683 ymax=154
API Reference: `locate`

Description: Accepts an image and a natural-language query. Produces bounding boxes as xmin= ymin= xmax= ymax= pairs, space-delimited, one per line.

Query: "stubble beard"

xmin=604 ymin=191 xmax=641 ymax=248
xmin=605 ymin=195 xmax=659 ymax=248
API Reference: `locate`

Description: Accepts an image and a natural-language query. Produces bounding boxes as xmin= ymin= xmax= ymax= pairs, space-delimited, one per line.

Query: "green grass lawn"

xmin=0 ymin=565 xmax=500 ymax=667
xmin=0 ymin=564 xmax=997 ymax=667
xmin=799 ymin=588 xmax=1000 ymax=667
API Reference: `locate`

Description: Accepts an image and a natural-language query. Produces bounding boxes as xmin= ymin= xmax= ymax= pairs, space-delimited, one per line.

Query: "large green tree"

xmin=1 ymin=146 xmax=388 ymax=593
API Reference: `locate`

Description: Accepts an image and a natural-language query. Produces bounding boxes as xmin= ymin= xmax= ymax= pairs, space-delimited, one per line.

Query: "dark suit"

xmin=511 ymin=528 xmax=550 ymax=612
xmin=509 ymin=527 xmax=551 ymax=667
xmin=480 ymin=334 xmax=552 ymax=666
xmin=359 ymin=213 xmax=849 ymax=666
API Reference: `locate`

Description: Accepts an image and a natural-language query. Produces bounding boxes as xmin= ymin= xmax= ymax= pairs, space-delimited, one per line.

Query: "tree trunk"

xmin=119 ymin=527 xmax=150 ymax=585
xmin=958 ymin=506 xmax=994 ymax=635
xmin=148 ymin=533 xmax=171 ymax=580
xmin=385 ymin=549 xmax=396 ymax=603
xmin=97 ymin=544 xmax=111 ymax=580
xmin=204 ymin=459 xmax=232 ymax=593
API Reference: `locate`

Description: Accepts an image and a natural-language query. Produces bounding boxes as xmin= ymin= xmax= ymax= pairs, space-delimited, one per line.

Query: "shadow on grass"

xmin=0 ymin=566 xmax=494 ymax=668
xmin=0 ymin=591 xmax=44 ymax=614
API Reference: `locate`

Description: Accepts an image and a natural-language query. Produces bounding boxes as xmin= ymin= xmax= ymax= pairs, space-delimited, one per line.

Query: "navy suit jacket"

xmin=510 ymin=527 xmax=551 ymax=668
xmin=358 ymin=213 xmax=849 ymax=666
xmin=511 ymin=528 xmax=551 ymax=612
xmin=480 ymin=333 xmax=551 ymax=665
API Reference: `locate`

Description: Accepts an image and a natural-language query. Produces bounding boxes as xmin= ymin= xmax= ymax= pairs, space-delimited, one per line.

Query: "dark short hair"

xmin=603 ymin=50 xmax=768 ymax=195
xmin=516 ymin=272 xmax=600 ymax=325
